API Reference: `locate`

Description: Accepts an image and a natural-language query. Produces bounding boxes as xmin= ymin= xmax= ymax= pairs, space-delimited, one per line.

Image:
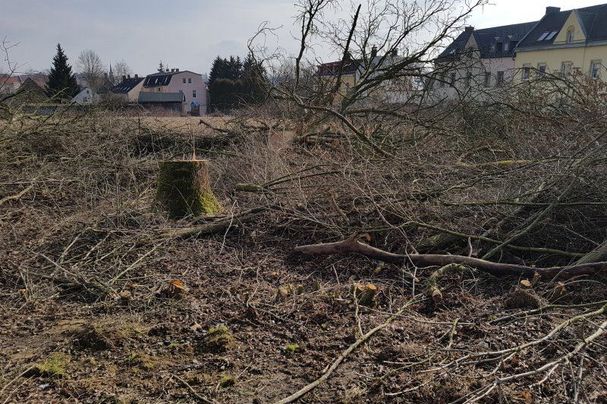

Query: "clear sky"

xmin=1 ymin=0 xmax=606 ymax=76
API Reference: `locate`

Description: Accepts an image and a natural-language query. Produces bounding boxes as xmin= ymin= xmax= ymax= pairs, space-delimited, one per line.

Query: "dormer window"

xmin=566 ymin=26 xmax=575 ymax=43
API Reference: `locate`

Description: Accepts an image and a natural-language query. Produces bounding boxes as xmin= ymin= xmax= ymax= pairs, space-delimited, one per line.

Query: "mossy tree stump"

xmin=156 ymin=160 xmax=222 ymax=219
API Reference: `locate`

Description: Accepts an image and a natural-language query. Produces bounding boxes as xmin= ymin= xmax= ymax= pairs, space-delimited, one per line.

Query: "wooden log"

xmin=293 ymin=237 xmax=607 ymax=280
xmin=156 ymin=159 xmax=222 ymax=219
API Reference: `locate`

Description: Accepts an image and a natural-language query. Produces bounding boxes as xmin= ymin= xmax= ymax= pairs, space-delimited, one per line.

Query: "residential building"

xmin=138 ymin=92 xmax=186 ymax=115
xmin=111 ymin=75 xmax=144 ymax=102
xmin=516 ymin=5 xmax=607 ymax=81
xmin=72 ymin=87 xmax=100 ymax=105
xmin=433 ymin=21 xmax=537 ymax=99
xmin=139 ymin=68 xmax=207 ymax=115
xmin=1 ymin=73 xmax=48 ymax=96
xmin=317 ymin=48 xmax=422 ymax=105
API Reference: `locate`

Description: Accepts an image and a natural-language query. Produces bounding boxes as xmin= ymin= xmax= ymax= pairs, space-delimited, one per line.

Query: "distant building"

xmin=72 ymin=87 xmax=100 ymax=105
xmin=1 ymin=73 xmax=48 ymax=95
xmin=12 ymin=78 xmax=49 ymax=104
xmin=516 ymin=5 xmax=607 ymax=82
xmin=111 ymin=75 xmax=144 ymax=102
xmin=139 ymin=69 xmax=207 ymax=115
xmin=433 ymin=21 xmax=537 ymax=99
xmin=138 ymin=91 xmax=186 ymax=114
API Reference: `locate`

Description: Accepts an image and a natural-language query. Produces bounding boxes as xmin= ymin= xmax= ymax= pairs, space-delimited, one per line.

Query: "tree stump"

xmin=156 ymin=160 xmax=222 ymax=219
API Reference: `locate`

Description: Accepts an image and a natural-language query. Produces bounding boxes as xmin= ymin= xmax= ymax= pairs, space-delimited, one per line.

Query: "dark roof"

xmin=318 ymin=60 xmax=361 ymax=77
xmin=111 ymin=77 xmax=143 ymax=94
xmin=138 ymin=92 xmax=184 ymax=104
xmin=143 ymin=73 xmax=173 ymax=87
xmin=437 ymin=21 xmax=538 ymax=61
xmin=518 ymin=4 xmax=607 ymax=49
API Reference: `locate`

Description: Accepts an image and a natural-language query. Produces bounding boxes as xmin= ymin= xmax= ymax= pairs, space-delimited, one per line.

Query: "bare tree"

xmin=77 ymin=49 xmax=106 ymax=91
xmin=113 ymin=60 xmax=132 ymax=84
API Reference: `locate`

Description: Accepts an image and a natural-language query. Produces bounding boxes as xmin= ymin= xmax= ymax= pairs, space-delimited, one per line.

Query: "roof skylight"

xmin=538 ymin=32 xmax=549 ymax=41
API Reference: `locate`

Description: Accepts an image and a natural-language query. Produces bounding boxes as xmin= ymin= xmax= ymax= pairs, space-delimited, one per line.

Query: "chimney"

xmin=371 ymin=46 xmax=378 ymax=59
xmin=546 ymin=6 xmax=560 ymax=15
xmin=176 ymin=68 xmax=179 ymax=72
xmin=166 ymin=68 xmax=169 ymax=73
xmin=391 ymin=48 xmax=398 ymax=57
xmin=122 ymin=75 xmax=126 ymax=82
xmin=135 ymin=74 xmax=138 ymax=79
xmin=127 ymin=74 xmax=130 ymax=79
xmin=465 ymin=26 xmax=475 ymax=32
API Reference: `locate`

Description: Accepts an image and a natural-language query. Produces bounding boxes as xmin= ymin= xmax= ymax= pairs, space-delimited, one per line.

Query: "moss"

xmin=127 ymin=353 xmax=157 ymax=371
xmin=219 ymin=374 xmax=236 ymax=388
xmin=199 ymin=325 xmax=235 ymax=353
xmin=29 ymin=352 xmax=71 ymax=378
xmin=156 ymin=160 xmax=223 ymax=219
xmin=285 ymin=343 xmax=300 ymax=354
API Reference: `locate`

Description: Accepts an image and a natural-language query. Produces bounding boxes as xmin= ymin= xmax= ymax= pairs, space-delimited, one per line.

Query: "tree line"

xmin=45 ymin=44 xmax=132 ymax=99
xmin=208 ymin=54 xmax=267 ymax=112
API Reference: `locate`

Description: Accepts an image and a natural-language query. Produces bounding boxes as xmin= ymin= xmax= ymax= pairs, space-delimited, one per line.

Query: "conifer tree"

xmin=46 ymin=44 xmax=79 ymax=99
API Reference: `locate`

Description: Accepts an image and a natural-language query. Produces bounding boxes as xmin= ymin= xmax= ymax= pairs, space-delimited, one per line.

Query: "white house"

xmin=72 ymin=87 xmax=100 ymax=105
xmin=139 ymin=68 xmax=207 ymax=115
xmin=432 ymin=22 xmax=538 ymax=100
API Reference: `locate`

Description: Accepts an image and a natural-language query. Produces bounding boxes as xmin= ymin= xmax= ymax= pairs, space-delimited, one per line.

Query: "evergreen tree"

xmin=208 ymin=54 xmax=266 ymax=112
xmin=46 ymin=44 xmax=79 ymax=99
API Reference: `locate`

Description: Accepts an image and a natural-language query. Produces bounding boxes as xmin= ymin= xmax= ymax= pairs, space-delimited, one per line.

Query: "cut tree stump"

xmin=156 ymin=160 xmax=222 ymax=219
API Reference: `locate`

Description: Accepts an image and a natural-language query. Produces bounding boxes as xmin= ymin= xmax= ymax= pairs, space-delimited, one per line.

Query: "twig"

xmin=274 ymin=299 xmax=417 ymax=404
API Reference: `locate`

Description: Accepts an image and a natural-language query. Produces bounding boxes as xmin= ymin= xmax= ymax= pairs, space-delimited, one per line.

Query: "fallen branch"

xmin=294 ymin=237 xmax=607 ymax=279
xmin=163 ymin=207 xmax=270 ymax=239
xmin=0 ymin=184 xmax=34 ymax=207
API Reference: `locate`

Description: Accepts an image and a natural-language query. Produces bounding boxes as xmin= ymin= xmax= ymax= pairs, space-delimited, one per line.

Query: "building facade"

xmin=111 ymin=76 xmax=144 ymax=102
xmin=433 ymin=21 xmax=537 ymax=99
xmin=139 ymin=69 xmax=207 ymax=115
xmin=516 ymin=5 xmax=607 ymax=82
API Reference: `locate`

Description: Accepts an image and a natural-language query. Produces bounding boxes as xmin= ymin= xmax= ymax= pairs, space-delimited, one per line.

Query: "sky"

xmin=1 ymin=0 xmax=606 ymax=77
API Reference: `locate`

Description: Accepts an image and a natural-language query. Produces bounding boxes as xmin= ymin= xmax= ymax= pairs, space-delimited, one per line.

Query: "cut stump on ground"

xmin=156 ymin=159 xmax=222 ymax=219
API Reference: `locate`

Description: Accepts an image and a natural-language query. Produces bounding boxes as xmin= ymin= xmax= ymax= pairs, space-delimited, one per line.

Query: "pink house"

xmin=139 ymin=69 xmax=207 ymax=115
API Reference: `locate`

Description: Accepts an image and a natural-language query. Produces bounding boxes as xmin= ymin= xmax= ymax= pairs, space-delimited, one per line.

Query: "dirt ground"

xmin=1 ymin=112 xmax=607 ymax=403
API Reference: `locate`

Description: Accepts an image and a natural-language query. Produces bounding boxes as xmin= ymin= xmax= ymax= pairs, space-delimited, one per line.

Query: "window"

xmin=522 ymin=65 xmax=531 ymax=81
xmin=537 ymin=63 xmax=547 ymax=76
xmin=496 ymin=71 xmax=505 ymax=86
xmin=566 ymin=26 xmax=575 ymax=44
xmin=193 ymin=90 xmax=197 ymax=98
xmin=484 ymin=72 xmax=491 ymax=87
xmin=538 ymin=32 xmax=549 ymax=41
xmin=183 ymin=78 xmax=186 ymax=84
xmin=561 ymin=61 xmax=573 ymax=77
xmin=496 ymin=41 xmax=503 ymax=53
xmin=591 ymin=60 xmax=602 ymax=79
xmin=504 ymin=42 xmax=509 ymax=52
xmin=546 ymin=31 xmax=558 ymax=41
xmin=188 ymin=78 xmax=192 ymax=83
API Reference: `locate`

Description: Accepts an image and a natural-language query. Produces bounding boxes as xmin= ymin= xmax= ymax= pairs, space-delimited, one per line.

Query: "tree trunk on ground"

xmin=156 ymin=160 xmax=222 ymax=219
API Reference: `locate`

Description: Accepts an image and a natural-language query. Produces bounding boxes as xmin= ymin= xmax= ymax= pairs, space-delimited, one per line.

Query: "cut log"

xmin=156 ymin=160 xmax=222 ymax=219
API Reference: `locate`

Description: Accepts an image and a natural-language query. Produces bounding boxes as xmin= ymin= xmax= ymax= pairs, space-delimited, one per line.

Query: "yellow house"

xmin=516 ymin=5 xmax=607 ymax=81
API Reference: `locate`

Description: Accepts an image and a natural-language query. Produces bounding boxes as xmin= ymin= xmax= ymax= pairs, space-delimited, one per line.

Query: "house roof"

xmin=437 ymin=21 xmax=538 ymax=61
xmin=518 ymin=4 xmax=607 ymax=50
xmin=143 ymin=70 xmax=201 ymax=87
xmin=138 ymin=91 xmax=184 ymax=103
xmin=111 ymin=77 xmax=144 ymax=94
xmin=318 ymin=60 xmax=361 ymax=77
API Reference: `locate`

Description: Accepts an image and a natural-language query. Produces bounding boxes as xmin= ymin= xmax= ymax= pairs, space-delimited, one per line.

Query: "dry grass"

xmin=0 ymin=96 xmax=606 ymax=403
